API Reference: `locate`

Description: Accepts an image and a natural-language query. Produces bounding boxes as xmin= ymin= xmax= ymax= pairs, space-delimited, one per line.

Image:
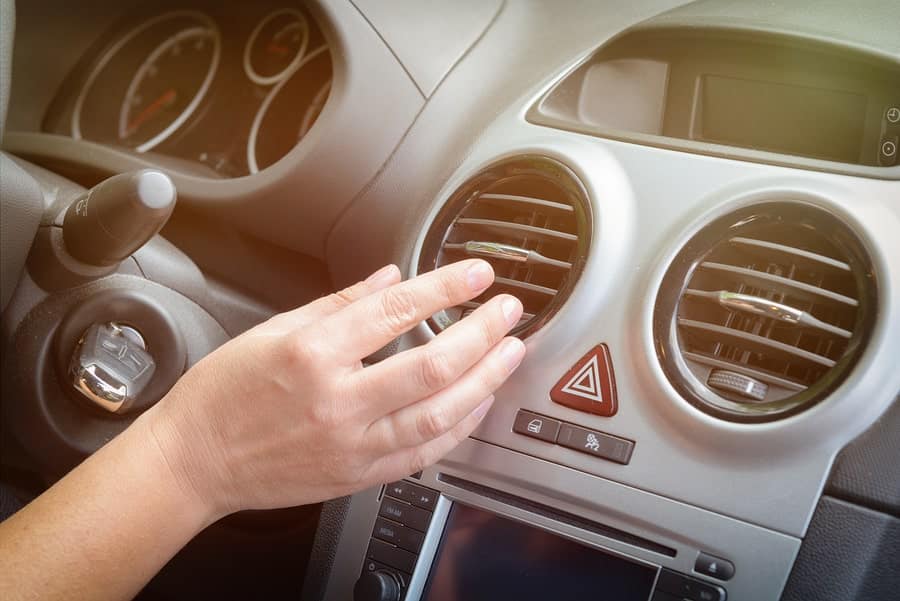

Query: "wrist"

xmin=138 ymin=401 xmax=226 ymax=527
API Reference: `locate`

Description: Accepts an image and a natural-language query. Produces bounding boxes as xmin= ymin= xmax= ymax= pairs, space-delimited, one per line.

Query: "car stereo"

xmin=353 ymin=478 xmax=728 ymax=601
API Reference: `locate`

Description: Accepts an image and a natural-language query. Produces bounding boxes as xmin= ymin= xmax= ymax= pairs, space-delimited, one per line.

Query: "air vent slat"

xmin=729 ymin=237 xmax=851 ymax=273
xmin=683 ymin=289 xmax=853 ymax=338
xmin=682 ymin=351 xmax=807 ymax=392
xmin=476 ymin=193 xmax=575 ymax=214
xmin=493 ymin=277 xmax=557 ymax=296
xmin=678 ymin=318 xmax=836 ymax=368
xmin=454 ymin=218 xmax=577 ymax=242
xmin=419 ymin=156 xmax=591 ymax=338
xmin=458 ymin=300 xmax=536 ymax=321
xmin=699 ymin=262 xmax=859 ymax=307
xmin=442 ymin=242 xmax=572 ymax=270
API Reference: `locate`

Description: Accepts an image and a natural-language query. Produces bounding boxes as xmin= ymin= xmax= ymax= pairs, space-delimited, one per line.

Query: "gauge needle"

xmin=267 ymin=43 xmax=290 ymax=56
xmin=125 ymin=88 xmax=177 ymax=138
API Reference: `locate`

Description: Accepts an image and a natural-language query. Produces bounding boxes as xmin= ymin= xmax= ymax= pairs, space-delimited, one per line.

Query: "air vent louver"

xmin=418 ymin=156 xmax=592 ymax=338
xmin=654 ymin=202 xmax=876 ymax=422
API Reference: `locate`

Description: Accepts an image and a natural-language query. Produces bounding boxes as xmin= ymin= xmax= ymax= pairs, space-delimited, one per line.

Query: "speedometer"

xmin=72 ymin=11 xmax=220 ymax=153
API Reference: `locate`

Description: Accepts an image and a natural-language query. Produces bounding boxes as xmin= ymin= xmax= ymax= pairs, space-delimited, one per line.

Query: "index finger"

xmin=321 ymin=259 xmax=494 ymax=363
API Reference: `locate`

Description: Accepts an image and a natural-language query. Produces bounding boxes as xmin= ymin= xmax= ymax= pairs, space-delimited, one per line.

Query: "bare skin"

xmin=0 ymin=259 xmax=525 ymax=601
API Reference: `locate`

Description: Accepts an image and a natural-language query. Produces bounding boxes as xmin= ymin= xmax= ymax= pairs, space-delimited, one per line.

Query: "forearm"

xmin=0 ymin=409 xmax=217 ymax=601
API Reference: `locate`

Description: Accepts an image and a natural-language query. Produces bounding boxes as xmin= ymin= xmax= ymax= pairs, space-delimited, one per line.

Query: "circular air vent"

xmin=654 ymin=202 xmax=877 ymax=422
xmin=418 ymin=156 xmax=592 ymax=338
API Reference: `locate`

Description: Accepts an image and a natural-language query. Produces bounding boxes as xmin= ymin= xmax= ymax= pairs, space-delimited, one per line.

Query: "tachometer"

xmin=243 ymin=9 xmax=310 ymax=86
xmin=72 ymin=11 xmax=220 ymax=153
xmin=246 ymin=45 xmax=332 ymax=173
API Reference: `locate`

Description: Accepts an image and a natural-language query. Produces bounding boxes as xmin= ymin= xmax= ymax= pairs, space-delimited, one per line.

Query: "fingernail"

xmin=472 ymin=395 xmax=495 ymax=419
xmin=499 ymin=338 xmax=526 ymax=372
xmin=365 ymin=264 xmax=399 ymax=286
xmin=466 ymin=261 xmax=494 ymax=293
xmin=500 ymin=296 xmax=523 ymax=327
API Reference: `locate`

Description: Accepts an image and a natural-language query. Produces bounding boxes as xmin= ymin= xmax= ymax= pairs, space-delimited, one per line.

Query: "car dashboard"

xmin=1 ymin=1 xmax=899 ymax=601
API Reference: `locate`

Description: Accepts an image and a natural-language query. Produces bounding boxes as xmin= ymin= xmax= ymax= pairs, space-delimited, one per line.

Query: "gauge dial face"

xmin=247 ymin=44 xmax=332 ymax=173
xmin=73 ymin=11 xmax=220 ymax=153
xmin=244 ymin=9 xmax=310 ymax=86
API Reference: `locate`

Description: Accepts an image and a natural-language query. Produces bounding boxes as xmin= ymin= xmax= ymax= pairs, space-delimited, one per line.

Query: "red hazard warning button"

xmin=550 ymin=344 xmax=618 ymax=417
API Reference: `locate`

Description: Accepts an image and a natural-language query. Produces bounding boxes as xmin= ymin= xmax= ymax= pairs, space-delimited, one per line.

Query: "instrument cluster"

xmin=43 ymin=1 xmax=332 ymax=177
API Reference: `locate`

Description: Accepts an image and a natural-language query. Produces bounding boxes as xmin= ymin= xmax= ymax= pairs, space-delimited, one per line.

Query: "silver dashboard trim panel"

xmin=403 ymin=494 xmax=451 ymax=601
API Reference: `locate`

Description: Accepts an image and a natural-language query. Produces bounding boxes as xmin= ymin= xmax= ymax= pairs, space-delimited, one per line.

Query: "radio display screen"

xmin=696 ymin=74 xmax=867 ymax=163
xmin=419 ymin=504 xmax=656 ymax=601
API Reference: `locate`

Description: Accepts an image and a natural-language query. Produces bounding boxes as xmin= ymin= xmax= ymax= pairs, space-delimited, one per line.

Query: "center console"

xmin=308 ymin=3 xmax=899 ymax=601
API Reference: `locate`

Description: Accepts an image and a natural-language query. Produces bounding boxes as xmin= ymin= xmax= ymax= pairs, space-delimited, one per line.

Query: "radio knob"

xmin=353 ymin=569 xmax=402 ymax=601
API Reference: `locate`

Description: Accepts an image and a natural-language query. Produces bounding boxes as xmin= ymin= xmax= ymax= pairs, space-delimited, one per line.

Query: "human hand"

xmin=145 ymin=260 xmax=525 ymax=519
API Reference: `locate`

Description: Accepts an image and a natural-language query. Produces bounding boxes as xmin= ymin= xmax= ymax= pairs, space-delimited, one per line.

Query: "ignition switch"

xmin=69 ymin=322 xmax=156 ymax=414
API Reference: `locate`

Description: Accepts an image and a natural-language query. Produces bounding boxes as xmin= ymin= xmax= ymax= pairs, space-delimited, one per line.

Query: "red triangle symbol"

xmin=550 ymin=344 xmax=618 ymax=416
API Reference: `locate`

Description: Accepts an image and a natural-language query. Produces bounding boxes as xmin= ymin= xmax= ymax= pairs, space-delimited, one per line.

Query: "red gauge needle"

xmin=125 ymin=88 xmax=177 ymax=138
xmin=266 ymin=43 xmax=290 ymax=56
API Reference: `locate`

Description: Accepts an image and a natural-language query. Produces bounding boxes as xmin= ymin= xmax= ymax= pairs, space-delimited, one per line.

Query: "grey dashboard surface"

xmin=350 ymin=0 xmax=503 ymax=98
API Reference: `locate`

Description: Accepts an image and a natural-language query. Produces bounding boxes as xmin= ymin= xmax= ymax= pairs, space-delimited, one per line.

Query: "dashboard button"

xmin=886 ymin=106 xmax=900 ymax=124
xmin=557 ymin=423 xmax=634 ymax=464
xmin=386 ymin=480 xmax=437 ymax=510
xmin=512 ymin=410 xmax=561 ymax=443
xmin=880 ymin=136 xmax=898 ymax=166
xmin=354 ymin=568 xmax=402 ymax=601
xmin=379 ymin=497 xmax=432 ymax=532
xmin=657 ymin=569 xmax=727 ymax=601
xmin=385 ymin=481 xmax=411 ymax=502
xmin=362 ymin=559 xmax=410 ymax=583
xmin=373 ymin=517 xmax=425 ymax=553
xmin=404 ymin=482 xmax=437 ymax=510
xmin=695 ymin=552 xmax=735 ymax=581
xmin=550 ymin=344 xmax=618 ymax=416
xmin=366 ymin=539 xmax=417 ymax=574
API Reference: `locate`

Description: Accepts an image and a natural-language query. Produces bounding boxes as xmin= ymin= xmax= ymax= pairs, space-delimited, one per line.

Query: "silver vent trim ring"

xmin=418 ymin=156 xmax=592 ymax=339
xmin=653 ymin=201 xmax=877 ymax=423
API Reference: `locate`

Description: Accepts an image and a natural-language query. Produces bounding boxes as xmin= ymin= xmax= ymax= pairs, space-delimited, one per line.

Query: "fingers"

xmin=320 ymin=259 xmax=495 ymax=363
xmin=365 ymin=336 xmax=525 ymax=449
xmin=365 ymin=395 xmax=496 ymax=484
xmin=351 ymin=294 xmax=523 ymax=417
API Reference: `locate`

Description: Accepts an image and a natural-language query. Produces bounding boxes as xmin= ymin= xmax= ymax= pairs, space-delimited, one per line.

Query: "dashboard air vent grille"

xmin=418 ymin=156 xmax=592 ymax=338
xmin=654 ymin=202 xmax=876 ymax=422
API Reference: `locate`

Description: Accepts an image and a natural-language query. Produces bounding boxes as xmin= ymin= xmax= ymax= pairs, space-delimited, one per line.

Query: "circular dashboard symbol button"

xmin=886 ymin=107 xmax=900 ymax=124
xmin=882 ymin=140 xmax=898 ymax=157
